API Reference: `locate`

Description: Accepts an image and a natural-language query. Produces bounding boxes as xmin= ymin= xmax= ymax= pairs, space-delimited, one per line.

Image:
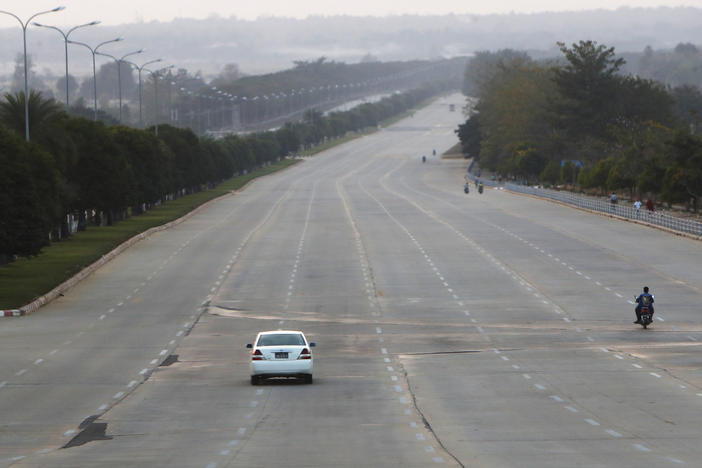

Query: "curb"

xmin=2 ymin=309 xmax=24 ymax=317
xmin=0 ymin=160 xmax=301 ymax=318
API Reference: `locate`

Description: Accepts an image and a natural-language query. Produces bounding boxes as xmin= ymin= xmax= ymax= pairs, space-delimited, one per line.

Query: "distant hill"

xmin=2 ymin=7 xmax=702 ymax=80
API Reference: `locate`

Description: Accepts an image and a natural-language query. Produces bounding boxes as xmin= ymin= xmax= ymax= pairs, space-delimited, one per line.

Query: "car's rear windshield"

xmin=257 ymin=334 xmax=305 ymax=346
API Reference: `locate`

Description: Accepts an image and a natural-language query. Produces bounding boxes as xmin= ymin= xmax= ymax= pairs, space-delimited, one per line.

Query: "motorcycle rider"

xmin=634 ymin=286 xmax=654 ymax=323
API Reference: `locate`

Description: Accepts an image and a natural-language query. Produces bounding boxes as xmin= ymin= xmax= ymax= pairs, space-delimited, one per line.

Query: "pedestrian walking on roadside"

xmin=610 ymin=192 xmax=618 ymax=211
xmin=646 ymin=198 xmax=655 ymax=212
xmin=634 ymin=199 xmax=642 ymax=218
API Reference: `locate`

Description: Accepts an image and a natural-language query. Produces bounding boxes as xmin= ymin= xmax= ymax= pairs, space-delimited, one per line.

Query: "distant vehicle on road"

xmin=247 ymin=330 xmax=316 ymax=384
xmin=449 ymin=104 xmax=456 ymax=112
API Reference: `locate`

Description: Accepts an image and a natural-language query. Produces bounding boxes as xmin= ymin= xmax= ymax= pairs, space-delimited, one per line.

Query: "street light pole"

xmin=0 ymin=6 xmax=65 ymax=141
xmin=97 ymin=49 xmax=143 ymax=123
xmin=68 ymin=37 xmax=122 ymax=121
xmin=32 ymin=20 xmax=99 ymax=113
xmin=126 ymin=58 xmax=162 ymax=127
xmin=143 ymin=65 xmax=173 ymax=135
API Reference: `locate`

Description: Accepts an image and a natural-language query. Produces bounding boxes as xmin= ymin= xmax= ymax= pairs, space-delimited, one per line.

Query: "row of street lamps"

xmin=1 ymin=6 xmax=168 ymax=141
xmin=2 ymin=7 xmax=443 ymax=142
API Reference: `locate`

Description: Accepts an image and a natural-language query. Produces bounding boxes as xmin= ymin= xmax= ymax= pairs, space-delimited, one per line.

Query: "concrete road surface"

xmin=2 ymin=94 xmax=702 ymax=467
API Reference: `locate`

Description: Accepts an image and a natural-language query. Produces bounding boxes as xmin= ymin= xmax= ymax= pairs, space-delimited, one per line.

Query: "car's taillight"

xmin=298 ymin=348 xmax=312 ymax=360
xmin=252 ymin=349 xmax=264 ymax=361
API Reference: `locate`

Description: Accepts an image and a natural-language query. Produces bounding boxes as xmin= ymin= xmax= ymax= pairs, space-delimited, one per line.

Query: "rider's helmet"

xmin=643 ymin=286 xmax=649 ymax=293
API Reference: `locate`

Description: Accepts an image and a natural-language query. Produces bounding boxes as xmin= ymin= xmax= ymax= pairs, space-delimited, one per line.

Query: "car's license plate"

xmin=275 ymin=352 xmax=288 ymax=359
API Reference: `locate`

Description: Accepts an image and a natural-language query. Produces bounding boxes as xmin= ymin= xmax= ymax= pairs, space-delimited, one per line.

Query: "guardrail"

xmin=466 ymin=171 xmax=702 ymax=238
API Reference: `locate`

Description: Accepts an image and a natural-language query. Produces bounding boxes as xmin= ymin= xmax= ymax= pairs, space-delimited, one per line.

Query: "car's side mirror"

xmin=246 ymin=343 xmax=252 ymax=348
xmin=309 ymin=342 xmax=316 ymax=347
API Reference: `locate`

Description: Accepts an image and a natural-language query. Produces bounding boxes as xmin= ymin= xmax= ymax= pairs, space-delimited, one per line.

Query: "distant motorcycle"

xmin=464 ymin=183 xmax=470 ymax=194
xmin=478 ymin=183 xmax=484 ymax=194
xmin=422 ymin=156 xmax=426 ymax=163
xmin=634 ymin=294 xmax=653 ymax=329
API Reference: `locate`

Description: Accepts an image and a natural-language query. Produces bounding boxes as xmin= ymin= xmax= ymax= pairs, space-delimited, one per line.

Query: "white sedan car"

xmin=247 ymin=330 xmax=316 ymax=384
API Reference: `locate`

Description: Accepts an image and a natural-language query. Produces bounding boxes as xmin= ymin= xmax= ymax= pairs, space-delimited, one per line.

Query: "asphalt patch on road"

xmin=63 ymin=415 xmax=112 ymax=448
xmin=160 ymin=354 xmax=179 ymax=366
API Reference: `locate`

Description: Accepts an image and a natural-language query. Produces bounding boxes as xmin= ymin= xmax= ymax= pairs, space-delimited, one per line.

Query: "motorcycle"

xmin=478 ymin=183 xmax=484 ymax=194
xmin=464 ymin=183 xmax=470 ymax=194
xmin=634 ymin=295 xmax=653 ymax=329
xmin=422 ymin=156 xmax=426 ymax=163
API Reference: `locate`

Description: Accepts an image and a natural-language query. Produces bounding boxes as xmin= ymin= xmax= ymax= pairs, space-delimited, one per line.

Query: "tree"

xmin=0 ymin=126 xmax=58 ymax=259
xmin=661 ymin=130 xmax=702 ymax=211
xmin=0 ymin=91 xmax=64 ymax=138
xmin=552 ymin=40 xmax=625 ymax=139
xmin=455 ymin=114 xmax=481 ymax=158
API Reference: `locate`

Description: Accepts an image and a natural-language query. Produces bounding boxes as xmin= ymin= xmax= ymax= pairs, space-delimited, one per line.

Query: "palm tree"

xmin=0 ymin=90 xmax=64 ymax=137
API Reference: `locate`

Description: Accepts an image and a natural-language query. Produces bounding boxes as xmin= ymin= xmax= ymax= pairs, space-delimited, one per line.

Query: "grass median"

xmin=0 ymin=158 xmax=300 ymax=310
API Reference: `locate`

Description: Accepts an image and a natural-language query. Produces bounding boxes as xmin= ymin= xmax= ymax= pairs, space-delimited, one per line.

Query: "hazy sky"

xmin=1 ymin=0 xmax=702 ymax=26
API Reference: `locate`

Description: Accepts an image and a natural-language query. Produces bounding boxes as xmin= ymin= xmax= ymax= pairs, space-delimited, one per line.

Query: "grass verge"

xmin=0 ymin=158 xmax=299 ymax=309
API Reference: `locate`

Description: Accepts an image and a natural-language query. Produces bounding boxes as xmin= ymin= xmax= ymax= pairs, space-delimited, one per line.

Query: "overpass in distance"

xmin=1 ymin=94 xmax=701 ymax=467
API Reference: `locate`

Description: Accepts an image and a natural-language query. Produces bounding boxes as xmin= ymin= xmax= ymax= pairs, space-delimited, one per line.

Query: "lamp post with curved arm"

xmin=126 ymin=58 xmax=162 ymax=127
xmin=0 ymin=6 xmax=65 ymax=141
xmin=143 ymin=64 xmax=173 ymax=135
xmin=32 ymin=20 xmax=99 ymax=113
xmin=96 ymin=49 xmax=143 ymax=123
xmin=67 ymin=37 xmax=122 ymax=121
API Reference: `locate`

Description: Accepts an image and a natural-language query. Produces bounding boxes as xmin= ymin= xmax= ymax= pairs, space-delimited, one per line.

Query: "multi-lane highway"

xmin=2 ymin=93 xmax=702 ymax=467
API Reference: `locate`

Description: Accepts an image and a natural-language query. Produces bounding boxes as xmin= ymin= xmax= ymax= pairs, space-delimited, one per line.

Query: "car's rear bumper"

xmin=251 ymin=360 xmax=312 ymax=376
